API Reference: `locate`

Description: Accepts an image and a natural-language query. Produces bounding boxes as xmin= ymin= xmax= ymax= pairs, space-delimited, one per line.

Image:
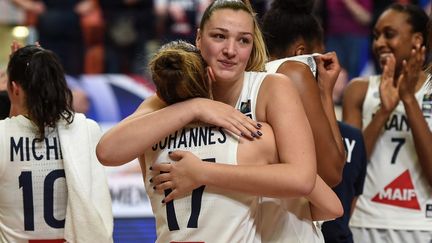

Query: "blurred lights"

xmin=12 ymin=26 xmax=29 ymax=39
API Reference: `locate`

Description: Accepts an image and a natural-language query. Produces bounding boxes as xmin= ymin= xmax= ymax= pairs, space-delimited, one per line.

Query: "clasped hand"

xmin=149 ymin=151 xmax=205 ymax=203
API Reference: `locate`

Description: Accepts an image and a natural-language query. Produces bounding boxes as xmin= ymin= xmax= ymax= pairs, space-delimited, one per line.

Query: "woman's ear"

xmin=412 ymin=32 xmax=424 ymax=47
xmin=283 ymin=38 xmax=305 ymax=57
xmin=196 ymin=28 xmax=202 ymax=49
xmin=295 ymin=45 xmax=306 ymax=56
xmin=207 ymin=66 xmax=216 ymax=83
xmin=206 ymin=67 xmax=215 ymax=99
xmin=10 ymin=81 xmax=20 ymax=96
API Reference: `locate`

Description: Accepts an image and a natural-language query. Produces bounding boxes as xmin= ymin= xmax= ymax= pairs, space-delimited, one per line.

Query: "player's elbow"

xmin=296 ymin=170 xmax=316 ymax=196
xmin=96 ymin=142 xmax=112 ymax=166
xmin=327 ymin=166 xmax=344 ymax=188
xmin=96 ymin=139 xmax=123 ymax=166
xmin=318 ymin=155 xmax=344 ymax=187
xmin=330 ymin=199 xmax=344 ymax=219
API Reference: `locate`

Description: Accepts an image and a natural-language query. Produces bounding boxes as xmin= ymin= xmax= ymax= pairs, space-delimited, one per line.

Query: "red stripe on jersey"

xmin=29 ymin=240 xmax=65 ymax=243
xmin=170 ymin=242 xmax=205 ymax=243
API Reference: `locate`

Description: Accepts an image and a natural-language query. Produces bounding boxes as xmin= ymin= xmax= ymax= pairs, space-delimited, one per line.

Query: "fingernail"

xmin=149 ymin=166 xmax=153 ymax=171
xmin=251 ymin=132 xmax=257 ymax=137
xmin=257 ymin=123 xmax=262 ymax=128
xmin=161 ymin=199 xmax=165 ymax=204
xmin=240 ymin=132 xmax=245 ymax=137
xmin=149 ymin=178 xmax=153 ymax=183
xmin=168 ymin=151 xmax=172 ymax=155
xmin=257 ymin=131 xmax=262 ymax=136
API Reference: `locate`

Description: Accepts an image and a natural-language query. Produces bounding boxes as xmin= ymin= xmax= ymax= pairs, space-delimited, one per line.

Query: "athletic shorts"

xmin=351 ymin=227 xmax=432 ymax=243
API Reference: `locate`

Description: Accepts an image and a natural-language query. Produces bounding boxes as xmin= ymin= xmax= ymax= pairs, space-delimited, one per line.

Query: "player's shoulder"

xmin=344 ymin=76 xmax=370 ymax=105
xmin=260 ymin=72 xmax=298 ymax=95
xmin=262 ymin=71 xmax=293 ymax=84
xmin=345 ymin=76 xmax=369 ymax=91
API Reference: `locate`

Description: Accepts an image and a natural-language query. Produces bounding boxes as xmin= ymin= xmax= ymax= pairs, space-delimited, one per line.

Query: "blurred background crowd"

xmin=0 ymin=0 xmax=430 ymax=78
xmin=1 ymin=0 xmax=430 ymax=90
xmin=0 ymin=0 xmax=430 ymax=117
xmin=0 ymin=0 xmax=431 ymax=242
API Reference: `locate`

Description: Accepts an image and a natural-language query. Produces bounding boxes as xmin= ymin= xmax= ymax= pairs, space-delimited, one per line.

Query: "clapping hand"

xmin=379 ymin=53 xmax=400 ymax=113
xmin=397 ymin=44 xmax=426 ymax=102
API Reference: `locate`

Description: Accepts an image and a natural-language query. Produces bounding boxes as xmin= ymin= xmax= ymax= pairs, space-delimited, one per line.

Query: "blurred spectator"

xmin=67 ymin=77 xmax=91 ymax=114
xmin=0 ymin=70 xmax=9 ymax=119
xmin=99 ymin=0 xmax=154 ymax=75
xmin=154 ymin=0 xmax=209 ymax=44
xmin=0 ymin=91 xmax=9 ymax=120
xmin=0 ymin=0 xmax=25 ymax=70
xmin=81 ymin=0 xmax=105 ymax=74
xmin=0 ymin=70 xmax=6 ymax=91
xmin=12 ymin=0 xmax=94 ymax=75
xmin=321 ymin=0 xmax=373 ymax=82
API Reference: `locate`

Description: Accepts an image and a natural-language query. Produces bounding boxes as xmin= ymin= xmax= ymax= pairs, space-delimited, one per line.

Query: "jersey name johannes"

xmin=152 ymin=125 xmax=227 ymax=151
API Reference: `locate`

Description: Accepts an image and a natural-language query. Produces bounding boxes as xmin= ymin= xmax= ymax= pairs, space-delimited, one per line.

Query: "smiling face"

xmin=372 ymin=9 xmax=421 ymax=72
xmin=196 ymin=8 xmax=254 ymax=85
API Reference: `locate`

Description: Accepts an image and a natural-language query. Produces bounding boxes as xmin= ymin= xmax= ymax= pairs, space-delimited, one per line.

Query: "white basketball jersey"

xmin=262 ymin=60 xmax=324 ymax=243
xmin=234 ymin=72 xmax=267 ymax=120
xmin=0 ymin=115 xmax=66 ymax=242
xmin=350 ymin=75 xmax=432 ymax=230
xmin=266 ymin=54 xmax=319 ymax=78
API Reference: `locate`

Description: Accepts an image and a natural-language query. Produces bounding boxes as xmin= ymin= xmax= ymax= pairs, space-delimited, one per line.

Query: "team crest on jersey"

xmin=239 ymin=99 xmax=252 ymax=118
xmin=426 ymin=204 xmax=432 ymax=218
xmin=422 ymin=93 xmax=432 ymax=114
xmin=371 ymin=169 xmax=421 ymax=210
xmin=306 ymin=57 xmax=317 ymax=76
xmin=240 ymin=100 xmax=251 ymax=114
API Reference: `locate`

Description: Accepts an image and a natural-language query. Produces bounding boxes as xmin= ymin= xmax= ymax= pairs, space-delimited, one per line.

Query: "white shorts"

xmin=351 ymin=227 xmax=432 ymax=243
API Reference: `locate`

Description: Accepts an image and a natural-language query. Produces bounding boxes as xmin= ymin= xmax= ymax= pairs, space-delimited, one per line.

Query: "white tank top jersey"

xmin=261 ymin=58 xmax=324 ymax=243
xmin=0 ymin=115 xmax=66 ymax=242
xmin=350 ymin=75 xmax=432 ymax=230
xmin=266 ymin=54 xmax=319 ymax=78
xmin=143 ymin=71 xmax=271 ymax=243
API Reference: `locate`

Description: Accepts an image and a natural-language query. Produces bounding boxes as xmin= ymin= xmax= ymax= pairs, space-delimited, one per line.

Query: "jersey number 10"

xmin=19 ymin=169 xmax=66 ymax=231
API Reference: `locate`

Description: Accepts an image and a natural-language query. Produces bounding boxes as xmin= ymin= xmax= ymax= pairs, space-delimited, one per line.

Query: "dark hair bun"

xmin=158 ymin=52 xmax=183 ymax=71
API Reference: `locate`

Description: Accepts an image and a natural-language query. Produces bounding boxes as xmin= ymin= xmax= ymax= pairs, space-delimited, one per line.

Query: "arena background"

xmin=67 ymin=74 xmax=157 ymax=242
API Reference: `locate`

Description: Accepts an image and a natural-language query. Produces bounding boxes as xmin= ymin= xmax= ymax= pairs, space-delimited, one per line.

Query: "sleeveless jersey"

xmin=266 ymin=54 xmax=319 ymax=78
xmin=0 ymin=115 xmax=66 ymax=242
xmin=262 ymin=58 xmax=324 ymax=243
xmin=143 ymin=72 xmax=269 ymax=243
xmin=349 ymin=75 xmax=432 ymax=230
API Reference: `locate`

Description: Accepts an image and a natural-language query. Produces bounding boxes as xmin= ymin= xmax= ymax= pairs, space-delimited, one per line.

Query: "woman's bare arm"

xmin=279 ymin=61 xmax=344 ymax=186
xmin=151 ymin=74 xmax=317 ymax=202
xmin=307 ymin=176 xmax=344 ymax=221
xmin=97 ymin=95 xmax=261 ymax=166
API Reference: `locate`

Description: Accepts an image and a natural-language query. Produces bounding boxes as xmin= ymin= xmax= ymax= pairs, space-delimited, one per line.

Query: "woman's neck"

xmin=9 ymin=104 xmax=28 ymax=117
xmin=212 ymin=74 xmax=245 ymax=107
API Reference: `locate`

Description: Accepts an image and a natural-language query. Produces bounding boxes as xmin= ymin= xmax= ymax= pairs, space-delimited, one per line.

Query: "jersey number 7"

xmin=165 ymin=158 xmax=215 ymax=231
xmin=390 ymin=137 xmax=406 ymax=164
